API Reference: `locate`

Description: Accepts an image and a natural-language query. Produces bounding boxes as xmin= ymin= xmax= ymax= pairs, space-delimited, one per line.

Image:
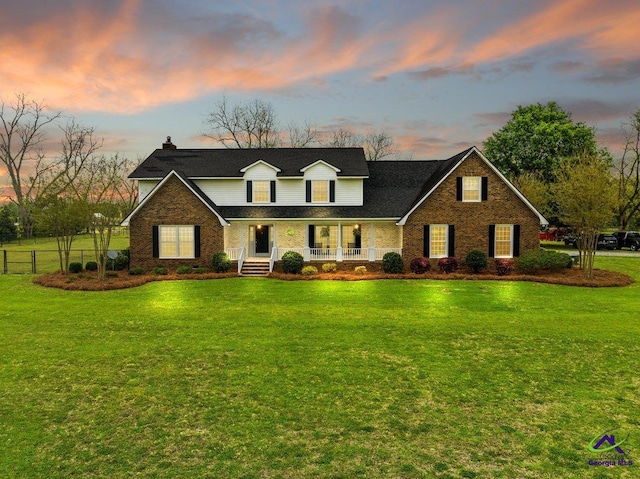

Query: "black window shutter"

xmin=270 ymin=180 xmax=276 ymax=203
xmin=456 ymin=177 xmax=463 ymax=201
xmin=448 ymin=225 xmax=455 ymax=257
xmin=481 ymin=177 xmax=488 ymax=201
xmin=308 ymin=225 xmax=315 ymax=248
xmin=152 ymin=226 xmax=159 ymax=258
xmin=513 ymin=225 xmax=521 ymax=257
xmin=246 ymin=181 xmax=253 ymax=203
xmin=488 ymin=225 xmax=496 ymax=258
xmin=306 ymin=180 xmax=312 ymax=203
xmin=194 ymin=226 xmax=201 ymax=258
xmin=423 ymin=225 xmax=430 ymax=257
xmin=329 ymin=181 xmax=336 ymax=203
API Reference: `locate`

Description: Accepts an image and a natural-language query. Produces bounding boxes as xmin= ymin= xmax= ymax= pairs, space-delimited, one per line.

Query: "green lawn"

xmin=1 ymin=258 xmax=639 ymax=478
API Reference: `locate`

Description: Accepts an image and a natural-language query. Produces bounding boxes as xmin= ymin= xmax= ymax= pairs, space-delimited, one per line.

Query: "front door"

xmin=255 ymin=225 xmax=270 ymax=256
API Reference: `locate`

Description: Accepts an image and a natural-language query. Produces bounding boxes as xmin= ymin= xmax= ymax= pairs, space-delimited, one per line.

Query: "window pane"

xmin=463 ymin=177 xmax=480 ymax=201
xmin=253 ymin=181 xmax=269 ymax=203
xmin=312 ymin=181 xmax=328 ymax=202
xmin=159 ymin=226 xmax=194 ymax=258
xmin=495 ymin=225 xmax=512 ymax=257
xmin=430 ymin=225 xmax=447 ymax=257
xmin=178 ymin=226 xmax=194 ymax=257
xmin=160 ymin=227 xmax=177 ymax=258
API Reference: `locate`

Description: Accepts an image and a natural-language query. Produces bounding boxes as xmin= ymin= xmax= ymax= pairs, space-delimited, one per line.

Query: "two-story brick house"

xmin=122 ymin=139 xmax=547 ymax=273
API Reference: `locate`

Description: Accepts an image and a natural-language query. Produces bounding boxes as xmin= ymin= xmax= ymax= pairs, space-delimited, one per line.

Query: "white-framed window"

xmin=430 ymin=224 xmax=448 ymax=258
xmin=463 ymin=176 xmax=481 ymax=202
xmin=312 ymin=180 xmax=329 ymax=203
xmin=253 ymin=180 xmax=270 ymax=203
xmin=494 ymin=224 xmax=513 ymax=258
xmin=159 ymin=225 xmax=195 ymax=259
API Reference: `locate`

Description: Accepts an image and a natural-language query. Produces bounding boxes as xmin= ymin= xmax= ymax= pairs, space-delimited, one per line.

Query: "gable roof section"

xmin=121 ymin=170 xmax=229 ymax=226
xmin=129 ymin=148 xmax=368 ymax=179
xmin=397 ymin=146 xmax=548 ymax=225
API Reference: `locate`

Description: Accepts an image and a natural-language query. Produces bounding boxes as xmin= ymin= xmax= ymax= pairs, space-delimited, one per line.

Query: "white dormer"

xmin=240 ymin=160 xmax=281 ymax=180
xmin=300 ymin=160 xmax=341 ymax=179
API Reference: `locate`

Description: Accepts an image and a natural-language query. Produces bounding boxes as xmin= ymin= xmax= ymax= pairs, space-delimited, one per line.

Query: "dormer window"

xmin=246 ymin=180 xmax=276 ymax=203
xmin=306 ymin=180 xmax=336 ymax=203
xmin=313 ymin=181 xmax=328 ymax=202
xmin=253 ymin=180 xmax=270 ymax=203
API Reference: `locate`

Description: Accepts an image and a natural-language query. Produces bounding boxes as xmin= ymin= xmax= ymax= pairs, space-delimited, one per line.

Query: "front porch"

xmin=224 ymin=221 xmax=402 ymax=273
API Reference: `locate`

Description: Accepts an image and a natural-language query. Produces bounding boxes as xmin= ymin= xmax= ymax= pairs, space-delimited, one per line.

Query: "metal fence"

xmin=2 ymin=249 xmax=114 ymax=274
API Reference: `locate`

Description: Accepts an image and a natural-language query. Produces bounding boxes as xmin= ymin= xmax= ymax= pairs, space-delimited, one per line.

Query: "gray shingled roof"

xmin=127 ymin=146 xmax=476 ymax=220
xmin=129 ymin=147 xmax=369 ymax=179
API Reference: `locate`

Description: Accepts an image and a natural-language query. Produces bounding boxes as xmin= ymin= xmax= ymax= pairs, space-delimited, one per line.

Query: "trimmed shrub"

xmin=516 ymin=250 xmax=573 ymax=274
xmin=542 ymin=250 xmax=573 ymax=271
xmin=151 ymin=266 xmax=169 ymax=275
xmin=438 ymin=257 xmax=459 ymax=274
xmin=281 ymin=251 xmax=304 ymax=274
xmin=211 ymin=252 xmax=231 ymax=273
xmin=129 ymin=266 xmax=145 ymax=276
xmin=301 ymin=265 xmax=318 ymax=275
xmin=105 ymin=270 xmax=118 ymax=278
xmin=177 ymin=266 xmax=193 ymax=275
xmin=382 ymin=252 xmax=404 ymax=274
xmin=516 ymin=251 xmax=541 ymax=274
xmin=465 ymin=250 xmax=488 ymax=274
xmin=69 ymin=262 xmax=83 ymax=274
xmin=322 ymin=262 xmax=337 ymax=273
xmin=85 ymin=261 xmax=98 ymax=271
xmin=354 ymin=265 xmax=367 ymax=275
xmin=495 ymin=259 xmax=514 ymax=276
xmin=409 ymin=257 xmax=431 ymax=274
xmin=193 ymin=267 xmax=209 ymax=274
xmin=106 ymin=252 xmax=129 ymax=271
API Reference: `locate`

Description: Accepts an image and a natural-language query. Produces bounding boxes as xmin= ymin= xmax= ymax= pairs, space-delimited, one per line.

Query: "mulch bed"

xmin=34 ymin=266 xmax=634 ymax=291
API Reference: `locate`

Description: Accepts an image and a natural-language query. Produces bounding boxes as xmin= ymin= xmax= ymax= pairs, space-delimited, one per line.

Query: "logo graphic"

xmin=589 ymin=429 xmax=629 ymax=454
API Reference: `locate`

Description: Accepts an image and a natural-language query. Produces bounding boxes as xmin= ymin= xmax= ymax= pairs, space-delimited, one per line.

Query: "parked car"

xmin=613 ymin=231 xmax=640 ymax=251
xmin=563 ymin=233 xmax=617 ymax=250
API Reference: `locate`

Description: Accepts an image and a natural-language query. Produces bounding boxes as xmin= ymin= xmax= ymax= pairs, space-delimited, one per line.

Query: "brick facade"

xmin=402 ymin=151 xmax=540 ymax=264
xmin=129 ymin=175 xmax=225 ymax=269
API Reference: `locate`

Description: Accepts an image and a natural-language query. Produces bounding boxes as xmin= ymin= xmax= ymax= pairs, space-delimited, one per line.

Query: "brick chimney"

xmin=162 ymin=136 xmax=177 ymax=149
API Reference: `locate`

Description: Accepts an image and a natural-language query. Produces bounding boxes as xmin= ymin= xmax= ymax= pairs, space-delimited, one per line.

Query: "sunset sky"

xmin=1 ymin=0 xmax=639 ymax=168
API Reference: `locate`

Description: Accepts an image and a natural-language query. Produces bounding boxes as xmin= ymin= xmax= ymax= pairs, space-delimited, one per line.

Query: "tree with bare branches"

xmin=204 ymin=96 xmax=280 ymax=148
xmin=0 ymin=93 xmax=61 ymax=237
xmin=325 ymin=127 xmax=396 ymax=161
xmin=615 ymin=108 xmax=640 ymax=230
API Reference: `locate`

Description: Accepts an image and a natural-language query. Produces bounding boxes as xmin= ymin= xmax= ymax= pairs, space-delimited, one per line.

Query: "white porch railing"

xmin=343 ymin=248 xmax=367 ymax=261
xmin=264 ymin=247 xmax=402 ymax=263
xmin=374 ymin=248 xmax=402 ymax=260
xmin=225 ymin=247 xmax=245 ymax=273
xmin=310 ymin=248 xmax=336 ymax=261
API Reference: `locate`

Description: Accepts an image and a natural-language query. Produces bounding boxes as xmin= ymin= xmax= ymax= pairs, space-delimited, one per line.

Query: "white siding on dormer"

xmin=302 ymin=162 xmax=338 ymax=180
xmin=242 ymin=163 xmax=279 ymax=180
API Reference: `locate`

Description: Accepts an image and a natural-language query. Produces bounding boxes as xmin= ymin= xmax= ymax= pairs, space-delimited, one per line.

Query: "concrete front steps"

xmin=240 ymin=260 xmax=270 ymax=276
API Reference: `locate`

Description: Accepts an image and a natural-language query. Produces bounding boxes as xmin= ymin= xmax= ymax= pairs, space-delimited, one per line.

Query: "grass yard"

xmin=1 ymin=257 xmax=639 ymax=478
xmin=1 ymin=232 xmax=130 ymax=273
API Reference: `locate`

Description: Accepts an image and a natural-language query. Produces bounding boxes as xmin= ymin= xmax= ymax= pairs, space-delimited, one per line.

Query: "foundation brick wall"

xmin=129 ymin=175 xmax=224 ymax=269
xmin=402 ymin=152 xmax=541 ymax=264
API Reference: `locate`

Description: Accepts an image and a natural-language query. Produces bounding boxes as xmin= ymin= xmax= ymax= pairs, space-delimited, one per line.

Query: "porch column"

xmin=240 ymin=224 xmax=246 ymax=255
xmin=272 ymin=223 xmax=278 ymax=259
xmin=304 ymin=224 xmax=310 ymax=261
xmin=369 ymin=223 xmax=375 ymax=261
xmin=336 ymin=222 xmax=343 ymax=262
